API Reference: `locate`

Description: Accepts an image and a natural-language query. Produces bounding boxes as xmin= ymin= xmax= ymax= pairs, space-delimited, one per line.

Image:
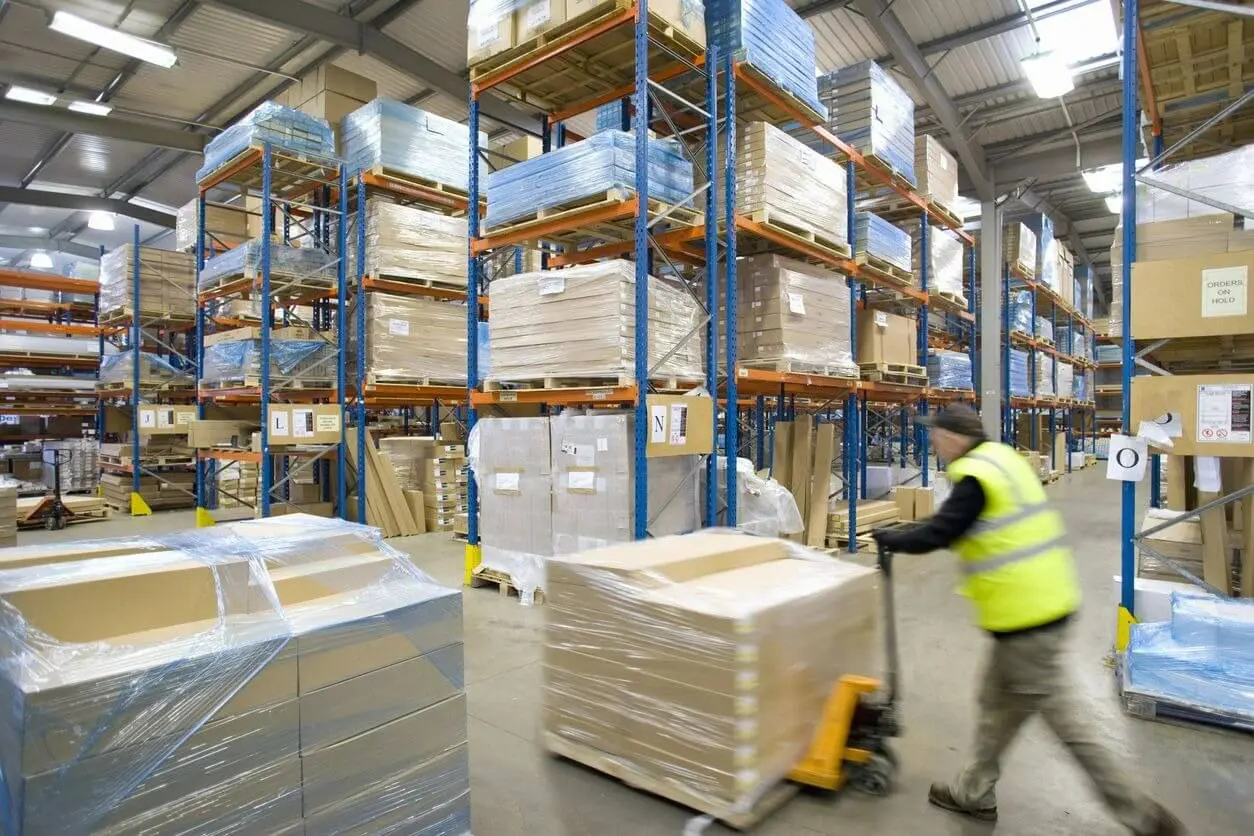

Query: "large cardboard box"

xmin=137 ymin=405 xmax=198 ymax=437
xmin=857 ymin=309 xmax=918 ymax=366
xmin=1131 ymin=250 xmax=1253 ymax=339
xmin=517 ymin=0 xmax=568 ymax=42
xmin=467 ymin=8 xmax=515 ymax=64
xmin=266 ymin=404 xmax=342 ymax=446
xmin=545 ymin=533 xmax=878 ymax=811
xmin=478 ymin=417 xmax=553 ymax=599
xmin=568 ymin=0 xmax=703 ymax=44
xmin=1132 ymin=373 xmax=1254 ymax=457
xmin=188 ymin=418 xmax=259 ymax=448
xmin=645 ymin=394 xmax=713 ymax=457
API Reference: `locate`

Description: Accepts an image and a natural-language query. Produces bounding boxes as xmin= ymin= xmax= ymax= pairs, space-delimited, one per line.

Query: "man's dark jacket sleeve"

xmin=880 ymin=476 xmax=986 ymax=553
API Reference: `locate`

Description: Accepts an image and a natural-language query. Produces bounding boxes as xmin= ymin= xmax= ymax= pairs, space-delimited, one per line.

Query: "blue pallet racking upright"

xmin=193 ymin=144 xmax=348 ymax=523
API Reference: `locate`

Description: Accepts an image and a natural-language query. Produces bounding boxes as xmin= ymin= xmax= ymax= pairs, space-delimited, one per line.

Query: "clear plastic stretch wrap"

xmin=1034 ymin=316 xmax=1054 ymax=344
xmin=1039 ymin=238 xmax=1060 ymax=294
xmin=1075 ymin=370 xmax=1091 ymax=402
xmin=855 ymin=212 xmax=911 ymax=273
xmin=347 ymin=199 xmax=467 ymax=288
xmin=486 ymin=260 xmax=703 ymax=384
xmin=1057 ymin=362 xmax=1074 ymax=401
xmin=1126 ymin=592 xmax=1254 ymax=724
xmin=485 ymin=130 xmax=694 ymax=229
xmin=1004 ymin=222 xmax=1037 ymax=275
xmin=1055 ymin=326 xmax=1089 ymax=361
xmin=347 ymin=293 xmax=467 ymax=384
xmin=1131 ymin=145 xmax=1254 ymax=223
xmin=202 ymin=335 xmax=336 ymax=386
xmin=99 ymin=245 xmax=195 ymax=319
xmin=708 ymin=0 xmax=825 ymax=118
xmin=550 ymin=411 xmax=700 ymax=556
xmin=1035 ymin=352 xmax=1055 ymax=397
xmin=727 ymin=122 xmax=848 ymax=249
xmin=914 ymin=134 xmax=958 ymax=208
xmin=196 ymin=102 xmax=335 ymax=183
xmin=0 ymin=514 xmax=469 ymax=836
xmin=707 ymin=456 xmax=804 ymax=538
xmin=1096 ymin=343 xmax=1121 ymax=365
xmin=544 ymin=531 xmax=880 ymax=819
xmin=98 ymin=351 xmax=193 ymax=387
xmin=825 ymin=61 xmax=916 ymax=185
xmin=341 ymin=99 xmax=485 ymax=192
xmin=1009 ymin=348 xmax=1030 ymax=397
xmin=198 ymin=239 xmax=337 ymax=291
xmin=0 ymin=335 xmax=100 ymax=360
xmin=473 ymin=416 xmax=552 ymax=605
xmin=724 ymin=254 xmax=857 ymax=376
xmin=595 ymin=101 xmax=622 ymax=132
xmin=175 ymin=200 xmax=248 ymax=253
xmin=927 ymin=350 xmax=972 ymax=391
xmin=904 ymin=221 xmax=964 ymax=299
xmin=1009 ymin=290 xmax=1033 ymax=334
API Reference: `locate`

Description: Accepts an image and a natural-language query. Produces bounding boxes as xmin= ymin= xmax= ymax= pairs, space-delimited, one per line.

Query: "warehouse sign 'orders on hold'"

xmin=1201 ymin=266 xmax=1248 ymax=317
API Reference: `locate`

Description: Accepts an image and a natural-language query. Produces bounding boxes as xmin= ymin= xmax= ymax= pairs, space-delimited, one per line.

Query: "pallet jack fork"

xmin=789 ymin=533 xmax=903 ymax=796
xmin=26 ymin=448 xmax=76 ymax=531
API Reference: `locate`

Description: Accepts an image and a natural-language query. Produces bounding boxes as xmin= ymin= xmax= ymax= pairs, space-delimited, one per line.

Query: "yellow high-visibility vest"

xmin=946 ymin=441 xmax=1081 ymax=632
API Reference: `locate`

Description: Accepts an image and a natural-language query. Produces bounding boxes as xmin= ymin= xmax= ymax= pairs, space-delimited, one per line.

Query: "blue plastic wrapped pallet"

xmin=1096 ymin=344 xmax=1121 ymax=365
xmin=1035 ymin=316 xmax=1054 ymax=344
xmin=1056 ymin=326 xmax=1088 ymax=360
xmin=928 ymin=350 xmax=972 ymax=391
xmin=855 ymin=212 xmax=911 ymax=273
xmin=341 ymin=99 xmax=486 ymax=193
xmin=1009 ymin=290 xmax=1033 ymax=335
xmin=595 ymin=101 xmax=623 ymax=132
xmin=1009 ymin=348 xmax=1030 ymax=397
xmin=198 ymin=239 xmax=337 ymax=291
xmin=484 ymin=130 xmax=694 ymax=229
xmin=202 ymin=335 xmax=336 ymax=385
xmin=1074 ymin=372 xmax=1090 ymax=401
xmin=707 ymin=0 xmax=826 ymax=119
xmin=197 ymin=102 xmax=335 ymax=183
xmin=1126 ymin=593 xmax=1254 ymax=726
xmin=825 ymin=61 xmax=916 ymax=186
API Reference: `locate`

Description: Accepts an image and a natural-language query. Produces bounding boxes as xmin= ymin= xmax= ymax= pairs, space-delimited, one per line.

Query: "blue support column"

xmin=336 ymin=167 xmax=350 ymax=518
xmin=194 ymin=195 xmax=207 ymax=514
xmin=721 ymin=47 xmax=738 ymax=530
xmin=355 ymin=178 xmax=368 ymax=524
xmin=1002 ymin=264 xmax=1012 ymax=442
xmin=899 ymin=408 xmax=908 ymax=468
xmin=845 ymin=159 xmax=858 ymax=552
xmin=919 ymin=215 xmax=930 ymax=487
xmin=859 ymin=394 xmax=868 ymax=499
xmin=259 ymin=146 xmax=275 ymax=518
xmin=703 ymin=44 xmax=719 ymax=527
xmin=1118 ymin=0 xmax=1139 ymax=625
xmin=968 ymin=240 xmax=978 ymax=392
xmin=130 ymin=223 xmax=142 ymax=500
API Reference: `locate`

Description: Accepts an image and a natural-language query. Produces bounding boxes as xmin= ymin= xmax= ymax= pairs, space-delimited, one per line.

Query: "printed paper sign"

xmin=176 ymin=411 xmax=194 ymax=424
xmin=388 ymin=318 xmax=410 ymax=337
xmin=538 ymin=276 xmax=565 ymax=296
xmin=291 ymin=408 xmax=314 ymax=438
xmin=1149 ymin=411 xmax=1182 ymax=438
xmin=596 ymin=437 xmax=608 ymax=452
xmin=315 ymin=413 xmax=341 ymax=433
xmin=787 ymin=292 xmax=806 ymax=315
xmin=874 ymin=311 xmax=888 ymax=328
xmin=1197 ymin=383 xmax=1252 ymax=443
xmin=270 ymin=411 xmax=290 ymax=436
xmin=1106 ymin=434 xmax=1148 ymax=482
xmin=1201 ymin=266 xmax=1248 ymax=318
xmin=669 ymin=404 xmax=688 ymax=446
xmin=650 ymin=404 xmax=667 ymax=443
xmin=494 ymin=471 xmax=520 ymax=492
xmin=139 ymin=409 xmax=155 ymax=428
xmin=1194 ymin=456 xmax=1222 ymax=493
xmin=157 ymin=409 xmax=173 ymax=429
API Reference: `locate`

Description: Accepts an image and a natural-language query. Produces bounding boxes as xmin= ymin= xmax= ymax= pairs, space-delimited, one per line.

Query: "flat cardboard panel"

xmin=1131 ymin=251 xmax=1254 ymax=339
xmin=914 ymin=486 xmax=935 ymax=518
xmin=1165 ymin=455 xmax=1189 ymax=511
xmin=188 ymin=419 xmax=257 ymax=448
xmin=268 ymin=404 xmax=341 ymax=446
xmin=517 ymin=0 xmax=569 ymax=41
xmin=788 ymin=416 xmax=813 ymax=542
xmin=1131 ymin=374 xmax=1254 ymax=457
xmin=772 ymin=420 xmax=792 ymax=487
xmin=806 ymin=423 xmax=835 ymax=547
xmin=1197 ymin=490 xmax=1231 ymax=593
xmin=894 ymin=486 xmax=915 ymax=521
xmin=645 ymin=394 xmax=714 ymax=457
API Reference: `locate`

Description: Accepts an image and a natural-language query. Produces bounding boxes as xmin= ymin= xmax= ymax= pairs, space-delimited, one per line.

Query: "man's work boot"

xmin=1142 ymin=805 xmax=1187 ymax=836
xmin=928 ymin=783 xmax=998 ymax=822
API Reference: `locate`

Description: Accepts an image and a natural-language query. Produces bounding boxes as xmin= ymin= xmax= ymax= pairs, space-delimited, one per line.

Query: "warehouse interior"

xmin=0 ymin=0 xmax=1251 ymax=834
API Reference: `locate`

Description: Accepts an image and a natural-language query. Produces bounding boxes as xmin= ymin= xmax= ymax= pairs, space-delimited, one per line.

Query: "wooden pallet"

xmin=855 ymin=254 xmax=913 ymax=287
xmin=741 ymin=208 xmax=852 ymax=259
xmin=484 ymin=188 xmax=698 ymax=244
xmin=362 ymin=373 xmax=466 ymax=389
xmin=484 ymin=374 xmax=634 ymax=392
xmin=360 ymin=165 xmax=474 ymax=201
xmin=859 ymin=362 xmax=926 ymax=386
xmin=934 ymin=291 xmax=968 ymax=309
xmin=825 ymin=534 xmax=876 ymax=553
xmin=362 ymin=272 xmax=469 ymax=296
xmin=827 ymin=499 xmax=900 ymax=537
xmin=100 ymin=454 xmax=195 ymax=468
xmin=738 ymin=358 xmax=859 ymax=378
xmin=197 ymin=144 xmax=338 ymax=194
xmin=202 ymin=376 xmax=336 ymax=391
xmin=544 ymin=731 xmax=797 ymax=830
xmin=198 ymin=271 xmax=336 ymax=298
xmin=1006 ymin=260 xmax=1035 ymax=281
xmin=470 ymin=566 xmax=545 ymax=605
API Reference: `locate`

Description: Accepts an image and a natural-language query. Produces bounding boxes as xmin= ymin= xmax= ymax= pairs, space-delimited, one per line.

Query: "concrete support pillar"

xmin=980 ymin=200 xmax=1002 ymax=438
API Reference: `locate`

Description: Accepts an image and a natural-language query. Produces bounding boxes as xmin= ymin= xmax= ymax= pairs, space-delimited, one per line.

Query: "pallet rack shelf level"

xmin=194 ymin=144 xmax=348 ymax=523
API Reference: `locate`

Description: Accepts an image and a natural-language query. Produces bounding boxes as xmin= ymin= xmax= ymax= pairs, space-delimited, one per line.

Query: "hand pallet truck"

xmin=789 ymin=533 xmax=902 ymax=796
xmin=25 ymin=449 xmax=76 ymax=531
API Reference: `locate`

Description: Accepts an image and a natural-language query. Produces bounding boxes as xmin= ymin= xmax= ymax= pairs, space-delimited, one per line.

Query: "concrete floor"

xmin=27 ymin=468 xmax=1252 ymax=835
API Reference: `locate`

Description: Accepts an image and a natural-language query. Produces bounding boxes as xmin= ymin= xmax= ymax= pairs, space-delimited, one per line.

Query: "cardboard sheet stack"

xmin=914 ymin=134 xmax=959 ymax=211
xmin=277 ymin=63 xmax=377 ymax=138
xmin=475 ymin=413 xmax=705 ymax=602
xmin=174 ymin=200 xmax=249 ymax=253
xmin=378 ymin=436 xmax=469 ymax=533
xmin=41 ymin=438 xmax=98 ymax=493
xmin=342 ymin=99 xmax=484 ymax=192
xmin=196 ymin=102 xmax=336 ymax=183
xmin=486 ymin=260 xmax=703 ymax=385
xmin=903 ymin=221 xmax=964 ymax=301
xmin=0 ymin=515 xmax=469 ymax=835
xmin=544 ymin=532 xmax=879 ymax=820
xmin=348 ymin=199 xmax=467 ymax=289
xmin=99 ymin=244 xmax=195 ymax=322
xmin=855 ymin=212 xmax=911 ymax=274
xmin=1003 ymin=222 xmax=1037 ymax=278
xmin=348 ymin=293 xmax=468 ymax=385
xmin=708 ymin=0 xmax=826 ymax=118
xmin=825 ymin=61 xmax=916 ymax=185
xmin=0 ymin=484 xmax=15 ymax=546
xmin=928 ymin=350 xmax=972 ymax=391
xmin=100 ymin=404 xmax=199 ymax=511
xmin=724 ymin=254 xmax=857 ymax=376
xmin=485 ymin=130 xmax=694 ymax=230
xmin=98 ymin=350 xmax=194 ymax=391
xmin=198 ymin=239 xmax=337 ymax=294
xmin=201 ymin=326 xmax=337 ymax=388
xmin=726 ymin=122 xmax=848 ymax=251
xmin=1035 ymin=352 xmax=1055 ymax=398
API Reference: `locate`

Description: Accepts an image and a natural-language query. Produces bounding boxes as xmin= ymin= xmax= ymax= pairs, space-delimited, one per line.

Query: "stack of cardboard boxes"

xmin=856 ymin=308 xmax=919 ymax=374
xmin=99 ymin=245 xmax=195 ymax=322
xmin=544 ymin=532 xmax=879 ymax=821
xmin=0 ymin=484 xmax=15 ymax=546
xmin=913 ymin=134 xmax=958 ymax=213
xmin=377 ymin=436 xmax=469 ymax=533
xmin=0 ymin=515 xmax=469 ymax=835
xmin=100 ymin=404 xmax=200 ymax=511
xmin=277 ymin=64 xmax=377 ymax=144
xmin=349 ymin=293 xmax=468 ymax=386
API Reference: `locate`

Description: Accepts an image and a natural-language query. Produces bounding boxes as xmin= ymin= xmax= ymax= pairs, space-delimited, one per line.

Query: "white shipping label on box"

xmin=669 ymin=404 xmax=688 ymax=445
xmin=596 ymin=437 xmax=608 ymax=452
xmin=1201 ymin=266 xmax=1248 ymax=317
xmin=388 ymin=318 xmax=410 ymax=337
xmin=574 ymin=445 xmax=596 ymax=467
xmin=787 ymin=292 xmax=806 ymax=315
xmin=494 ymin=471 xmax=520 ymax=492
xmin=291 ymin=409 xmax=314 ymax=438
xmin=315 ymin=413 xmax=340 ymax=433
xmin=650 ymin=405 xmax=667 ymax=443
xmin=526 ymin=1 xmax=552 ymax=25
xmin=568 ymin=471 xmax=597 ymax=492
xmin=270 ymin=410 xmax=290 ymax=437
xmin=1197 ymin=384 xmax=1252 ymax=443
xmin=538 ymin=275 xmax=565 ymax=296
xmin=874 ymin=311 xmax=888 ymax=327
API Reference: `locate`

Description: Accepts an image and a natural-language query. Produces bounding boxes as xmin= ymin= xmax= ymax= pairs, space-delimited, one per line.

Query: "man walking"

xmin=872 ymin=404 xmax=1184 ymax=835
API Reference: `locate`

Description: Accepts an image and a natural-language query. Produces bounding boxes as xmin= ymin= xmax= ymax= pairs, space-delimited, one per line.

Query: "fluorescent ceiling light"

xmin=29 ymin=252 xmax=54 ymax=270
xmin=1022 ymin=52 xmax=1074 ymax=99
xmin=88 ymin=211 xmax=115 ymax=231
xmin=5 ymin=85 xmax=57 ymax=106
xmin=68 ymin=100 xmax=112 ymax=116
xmin=1105 ymin=195 xmax=1122 ymax=215
xmin=49 ymin=11 xmax=177 ymax=68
